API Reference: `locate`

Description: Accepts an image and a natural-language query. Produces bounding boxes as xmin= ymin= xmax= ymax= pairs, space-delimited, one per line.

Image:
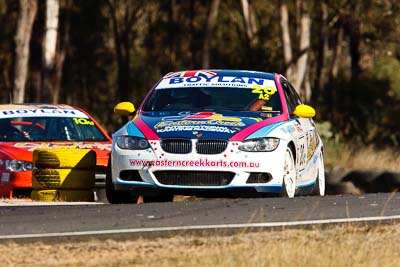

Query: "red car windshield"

xmin=0 ymin=117 xmax=108 ymax=142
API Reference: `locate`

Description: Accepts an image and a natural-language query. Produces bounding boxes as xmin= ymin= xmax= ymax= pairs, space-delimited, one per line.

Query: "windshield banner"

xmin=156 ymin=76 xmax=277 ymax=91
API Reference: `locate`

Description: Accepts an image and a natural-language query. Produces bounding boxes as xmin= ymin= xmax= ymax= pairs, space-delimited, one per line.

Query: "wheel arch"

xmin=287 ymin=141 xmax=296 ymax=162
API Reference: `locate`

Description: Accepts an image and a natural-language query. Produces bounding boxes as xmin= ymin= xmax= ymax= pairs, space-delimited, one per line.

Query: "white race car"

xmin=107 ymin=70 xmax=325 ymax=203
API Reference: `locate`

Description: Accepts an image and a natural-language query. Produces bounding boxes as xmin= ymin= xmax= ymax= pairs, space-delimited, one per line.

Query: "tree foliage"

xmin=0 ymin=0 xmax=399 ymax=145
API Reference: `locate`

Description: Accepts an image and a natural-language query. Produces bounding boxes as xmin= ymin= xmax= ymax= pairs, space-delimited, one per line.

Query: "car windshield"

xmin=142 ymin=87 xmax=282 ymax=113
xmin=0 ymin=116 xmax=108 ymax=142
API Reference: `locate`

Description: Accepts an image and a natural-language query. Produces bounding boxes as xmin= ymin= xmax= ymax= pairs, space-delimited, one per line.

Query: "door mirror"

xmin=114 ymin=102 xmax=136 ymax=116
xmin=293 ymin=104 xmax=315 ymax=118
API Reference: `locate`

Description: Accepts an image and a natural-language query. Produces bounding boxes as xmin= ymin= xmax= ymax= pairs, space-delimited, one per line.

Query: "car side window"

xmin=281 ymin=79 xmax=302 ymax=114
xmin=288 ymin=83 xmax=303 ymax=105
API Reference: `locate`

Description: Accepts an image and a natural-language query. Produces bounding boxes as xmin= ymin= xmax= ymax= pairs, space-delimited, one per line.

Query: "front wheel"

xmin=312 ymin=151 xmax=325 ymax=196
xmin=281 ymin=146 xmax=296 ymax=198
xmin=105 ymin=158 xmax=139 ymax=204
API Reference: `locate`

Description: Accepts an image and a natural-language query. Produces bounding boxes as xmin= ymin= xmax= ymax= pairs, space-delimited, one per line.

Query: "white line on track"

xmin=1 ymin=214 xmax=400 ymax=240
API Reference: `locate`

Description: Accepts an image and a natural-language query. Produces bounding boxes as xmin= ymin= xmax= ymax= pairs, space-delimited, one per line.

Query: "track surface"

xmin=0 ymin=193 xmax=399 ymax=240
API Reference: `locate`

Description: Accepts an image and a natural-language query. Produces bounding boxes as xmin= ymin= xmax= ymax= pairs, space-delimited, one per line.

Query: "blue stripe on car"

xmin=127 ymin=122 xmax=145 ymax=137
xmin=245 ymin=121 xmax=287 ymax=139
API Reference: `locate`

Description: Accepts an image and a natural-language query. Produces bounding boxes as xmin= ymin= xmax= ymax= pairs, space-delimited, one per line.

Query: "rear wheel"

xmin=312 ymin=151 xmax=325 ymax=196
xmin=281 ymin=146 xmax=296 ymax=198
xmin=105 ymin=158 xmax=139 ymax=204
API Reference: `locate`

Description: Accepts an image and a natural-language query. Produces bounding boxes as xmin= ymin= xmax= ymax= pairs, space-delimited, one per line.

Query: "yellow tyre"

xmin=33 ymin=148 xmax=96 ymax=169
xmin=32 ymin=169 xmax=95 ymax=190
xmin=31 ymin=189 xmax=94 ymax=202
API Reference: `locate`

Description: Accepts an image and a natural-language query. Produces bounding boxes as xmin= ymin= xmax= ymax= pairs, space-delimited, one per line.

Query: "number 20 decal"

xmin=251 ymin=85 xmax=276 ymax=100
xmin=73 ymin=118 xmax=94 ymax=126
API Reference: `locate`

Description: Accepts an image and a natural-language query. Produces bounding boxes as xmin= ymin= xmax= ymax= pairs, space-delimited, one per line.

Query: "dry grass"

xmin=324 ymin=142 xmax=400 ymax=172
xmin=1 ymin=223 xmax=400 ymax=267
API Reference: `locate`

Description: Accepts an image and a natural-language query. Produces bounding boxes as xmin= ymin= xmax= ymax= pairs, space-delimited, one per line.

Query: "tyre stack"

xmin=32 ymin=148 xmax=96 ymax=202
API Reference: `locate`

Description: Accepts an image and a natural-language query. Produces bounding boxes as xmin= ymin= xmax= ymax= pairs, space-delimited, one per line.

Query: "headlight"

xmin=116 ymin=136 xmax=150 ymax=150
xmin=5 ymin=160 xmax=33 ymax=172
xmin=238 ymin=138 xmax=280 ymax=152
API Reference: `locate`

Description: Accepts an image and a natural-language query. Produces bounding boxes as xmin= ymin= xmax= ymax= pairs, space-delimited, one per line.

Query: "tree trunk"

xmin=348 ymin=0 xmax=361 ymax=81
xmin=313 ymin=0 xmax=328 ymax=102
xmin=330 ymin=27 xmax=343 ymax=80
xmin=189 ymin=0 xmax=195 ymax=67
xmin=293 ymin=5 xmax=310 ymax=94
xmin=107 ymin=0 xmax=132 ymax=102
xmin=13 ymin=0 xmax=38 ymax=104
xmin=52 ymin=0 xmax=71 ymax=104
xmin=168 ymin=0 xmax=176 ymax=67
xmin=280 ymin=0 xmax=293 ymax=78
xmin=329 ymin=24 xmax=344 ymax=123
xmin=41 ymin=0 xmax=59 ymax=103
xmin=241 ymin=0 xmax=258 ymax=48
xmin=280 ymin=0 xmax=311 ymax=99
xmin=202 ymin=0 xmax=220 ymax=69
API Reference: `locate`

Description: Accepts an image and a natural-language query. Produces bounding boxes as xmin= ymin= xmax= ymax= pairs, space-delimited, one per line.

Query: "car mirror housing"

xmin=293 ymin=104 xmax=316 ymax=118
xmin=114 ymin=102 xmax=136 ymax=116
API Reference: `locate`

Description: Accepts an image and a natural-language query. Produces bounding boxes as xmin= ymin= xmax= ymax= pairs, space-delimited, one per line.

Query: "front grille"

xmin=154 ymin=171 xmax=234 ymax=186
xmin=196 ymin=139 xmax=228 ymax=154
xmin=161 ymin=139 xmax=192 ymax=154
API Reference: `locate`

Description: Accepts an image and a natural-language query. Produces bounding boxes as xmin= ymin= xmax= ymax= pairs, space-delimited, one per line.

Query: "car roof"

xmin=0 ymin=103 xmax=89 ymax=118
xmin=0 ymin=103 xmax=77 ymax=110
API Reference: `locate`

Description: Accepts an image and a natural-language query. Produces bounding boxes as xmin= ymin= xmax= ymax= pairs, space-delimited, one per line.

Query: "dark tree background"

xmin=0 ymin=0 xmax=399 ymax=145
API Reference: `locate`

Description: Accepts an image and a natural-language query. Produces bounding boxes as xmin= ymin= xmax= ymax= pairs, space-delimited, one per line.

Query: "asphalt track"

xmin=0 ymin=192 xmax=399 ymax=242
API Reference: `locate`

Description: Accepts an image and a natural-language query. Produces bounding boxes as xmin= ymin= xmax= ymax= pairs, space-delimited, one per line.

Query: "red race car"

xmin=0 ymin=104 xmax=112 ymax=198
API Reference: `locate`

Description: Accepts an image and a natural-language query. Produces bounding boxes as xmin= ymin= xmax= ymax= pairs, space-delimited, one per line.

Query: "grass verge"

xmin=1 ymin=223 xmax=399 ymax=267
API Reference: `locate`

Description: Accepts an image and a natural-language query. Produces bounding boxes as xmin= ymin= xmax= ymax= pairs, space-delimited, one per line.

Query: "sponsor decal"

xmin=154 ymin=112 xmax=247 ymax=133
xmin=0 ymin=108 xmax=88 ymax=119
xmin=163 ymin=70 xmax=217 ymax=79
xmin=297 ymin=135 xmax=307 ymax=168
xmin=186 ymin=112 xmax=241 ymax=122
xmin=281 ymin=125 xmax=296 ymax=134
xmin=129 ymin=158 xmax=260 ymax=168
xmin=156 ymin=125 xmax=236 ymax=134
xmin=13 ymin=142 xmax=111 ymax=151
xmin=156 ymin=76 xmax=277 ymax=90
xmin=73 ymin=117 xmax=94 ymax=125
xmin=294 ymin=120 xmax=303 ymax=132
xmin=307 ymin=130 xmax=320 ymax=162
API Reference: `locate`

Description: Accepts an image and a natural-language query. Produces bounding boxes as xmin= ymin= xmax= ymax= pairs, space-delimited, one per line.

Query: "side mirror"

xmin=114 ymin=102 xmax=136 ymax=116
xmin=293 ymin=104 xmax=315 ymax=118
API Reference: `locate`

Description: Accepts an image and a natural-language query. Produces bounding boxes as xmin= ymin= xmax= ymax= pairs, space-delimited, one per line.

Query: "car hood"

xmin=0 ymin=141 xmax=111 ymax=166
xmin=137 ymin=111 xmax=281 ymax=139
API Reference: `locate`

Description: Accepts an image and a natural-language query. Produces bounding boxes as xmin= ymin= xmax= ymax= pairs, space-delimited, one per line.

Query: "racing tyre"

xmin=31 ymin=189 xmax=94 ymax=202
xmin=281 ymin=146 xmax=296 ymax=198
xmin=32 ymin=169 xmax=95 ymax=190
xmin=33 ymin=148 xmax=96 ymax=169
xmin=312 ymin=151 xmax=325 ymax=196
xmin=105 ymin=159 xmax=139 ymax=204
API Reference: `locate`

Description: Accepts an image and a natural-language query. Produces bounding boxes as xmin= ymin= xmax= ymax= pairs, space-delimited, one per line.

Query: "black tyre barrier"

xmin=326 ymin=167 xmax=400 ymax=194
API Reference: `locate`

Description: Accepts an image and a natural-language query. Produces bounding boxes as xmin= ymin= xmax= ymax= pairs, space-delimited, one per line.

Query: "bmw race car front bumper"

xmin=111 ymin=139 xmax=288 ymax=196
